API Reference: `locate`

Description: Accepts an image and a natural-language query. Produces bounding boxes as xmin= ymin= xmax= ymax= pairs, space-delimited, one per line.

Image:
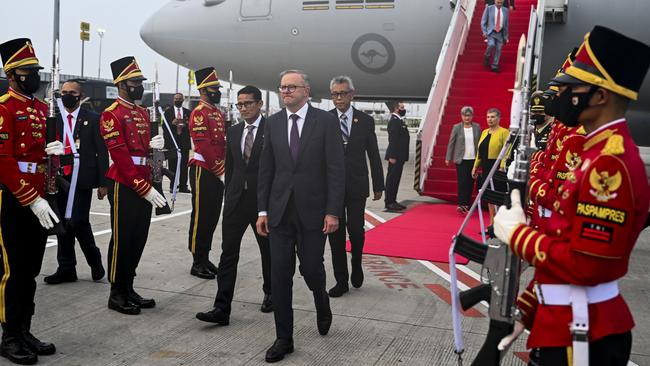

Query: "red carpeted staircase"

xmin=422 ymin=0 xmax=537 ymax=202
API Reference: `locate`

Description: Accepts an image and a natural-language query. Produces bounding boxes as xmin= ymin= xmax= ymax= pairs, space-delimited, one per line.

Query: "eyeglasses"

xmin=330 ymin=91 xmax=351 ymax=99
xmin=235 ymin=100 xmax=259 ymax=109
xmin=278 ymin=85 xmax=306 ymax=93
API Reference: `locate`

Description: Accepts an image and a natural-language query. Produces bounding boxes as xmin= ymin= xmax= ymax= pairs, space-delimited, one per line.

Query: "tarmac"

xmin=15 ymin=127 xmax=650 ymax=366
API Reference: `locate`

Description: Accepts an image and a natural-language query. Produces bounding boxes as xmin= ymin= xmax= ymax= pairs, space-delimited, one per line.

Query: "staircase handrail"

xmin=416 ymin=0 xmax=478 ymax=192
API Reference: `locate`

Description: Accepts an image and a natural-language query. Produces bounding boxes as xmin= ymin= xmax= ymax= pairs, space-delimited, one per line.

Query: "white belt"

xmin=132 ymin=156 xmax=148 ymax=166
xmin=193 ymin=152 xmax=205 ymax=162
xmin=17 ymin=161 xmax=41 ymax=174
xmin=535 ymin=281 xmax=619 ymax=366
xmin=538 ymin=205 xmax=552 ymax=218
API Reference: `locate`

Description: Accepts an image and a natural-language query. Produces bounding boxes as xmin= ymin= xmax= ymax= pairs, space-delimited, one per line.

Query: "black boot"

xmin=20 ymin=318 xmax=55 ymax=356
xmin=108 ymin=284 xmax=141 ymax=315
xmin=199 ymin=251 xmax=218 ymax=275
xmin=190 ymin=253 xmax=215 ymax=279
xmin=1 ymin=324 xmax=37 ymax=365
xmin=126 ymin=282 xmax=156 ymax=309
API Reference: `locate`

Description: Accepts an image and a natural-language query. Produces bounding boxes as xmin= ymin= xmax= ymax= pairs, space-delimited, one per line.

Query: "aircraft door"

xmin=240 ymin=0 xmax=271 ymax=18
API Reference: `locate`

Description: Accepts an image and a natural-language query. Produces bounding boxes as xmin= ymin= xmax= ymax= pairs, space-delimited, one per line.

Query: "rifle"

xmin=150 ymin=68 xmax=172 ymax=215
xmin=44 ymin=39 xmax=65 ymax=235
xmin=449 ymin=33 xmax=536 ymax=366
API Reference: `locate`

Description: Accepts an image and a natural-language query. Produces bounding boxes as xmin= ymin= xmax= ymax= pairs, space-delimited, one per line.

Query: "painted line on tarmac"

xmin=46 ymin=209 xmax=193 ymax=248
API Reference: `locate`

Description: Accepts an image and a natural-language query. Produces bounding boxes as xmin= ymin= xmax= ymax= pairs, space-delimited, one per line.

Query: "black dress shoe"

xmin=108 ymin=286 xmax=141 ymax=315
xmin=204 ymin=260 xmax=218 ymax=275
xmin=190 ymin=263 xmax=216 ymax=279
xmin=385 ymin=202 xmax=404 ymax=211
xmin=91 ymin=264 xmax=105 ymax=281
xmin=491 ymin=66 xmax=501 ymax=73
xmin=265 ymin=339 xmax=294 ymax=363
xmin=127 ymin=285 xmax=156 ymax=309
xmin=260 ymin=294 xmax=273 ymax=313
xmin=351 ymin=266 xmax=364 ymax=289
xmin=43 ymin=270 xmax=77 ymax=285
xmin=20 ymin=319 xmax=55 ymax=356
xmin=328 ymin=283 xmax=349 ymax=298
xmin=195 ymin=308 xmax=230 ymax=325
xmin=0 ymin=336 xmax=37 ymax=365
xmin=314 ymin=292 xmax=332 ymax=336
xmin=395 ymin=202 xmax=407 ymax=210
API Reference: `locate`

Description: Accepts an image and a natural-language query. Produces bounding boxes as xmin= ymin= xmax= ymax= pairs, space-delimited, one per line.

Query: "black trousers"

xmin=530 ymin=331 xmax=632 ymax=366
xmin=0 ymin=189 xmax=47 ymax=325
xmin=188 ymin=165 xmax=224 ymax=256
xmin=107 ymin=180 xmax=152 ymax=285
xmin=270 ymin=197 xmax=327 ymax=340
xmin=55 ymin=185 xmax=102 ymax=272
xmin=328 ymin=196 xmax=366 ymax=285
xmin=456 ymin=159 xmax=475 ymax=207
xmin=385 ymin=160 xmax=405 ymax=205
xmin=213 ymin=189 xmax=271 ymax=313
xmin=168 ymin=149 xmax=190 ymax=190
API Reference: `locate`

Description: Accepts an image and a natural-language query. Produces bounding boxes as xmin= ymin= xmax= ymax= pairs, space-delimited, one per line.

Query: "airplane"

xmin=140 ymin=0 xmax=650 ymax=143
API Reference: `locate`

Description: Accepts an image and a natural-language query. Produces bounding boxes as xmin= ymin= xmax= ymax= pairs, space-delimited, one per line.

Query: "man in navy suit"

xmin=481 ymin=0 xmax=509 ymax=72
xmin=256 ymin=70 xmax=345 ymax=363
xmin=327 ymin=76 xmax=384 ymax=297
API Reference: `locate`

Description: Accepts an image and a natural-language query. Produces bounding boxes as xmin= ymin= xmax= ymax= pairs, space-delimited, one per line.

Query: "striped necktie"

xmin=340 ymin=113 xmax=349 ymax=143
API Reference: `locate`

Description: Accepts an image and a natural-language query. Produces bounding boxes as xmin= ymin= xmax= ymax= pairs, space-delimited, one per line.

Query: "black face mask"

xmin=398 ymin=109 xmax=406 ymax=117
xmin=556 ymin=86 xmax=597 ymax=127
xmin=530 ymin=114 xmax=546 ymax=125
xmin=544 ymin=96 xmax=560 ymax=117
xmin=174 ymin=100 xmax=183 ymax=108
xmin=125 ymin=84 xmax=144 ymax=101
xmin=207 ymin=90 xmax=221 ymax=104
xmin=14 ymin=71 xmax=41 ymax=95
xmin=61 ymin=94 xmax=81 ymax=109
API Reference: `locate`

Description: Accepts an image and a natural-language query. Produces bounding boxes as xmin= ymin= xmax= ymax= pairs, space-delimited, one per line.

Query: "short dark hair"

xmin=63 ymin=79 xmax=84 ymax=94
xmin=238 ymin=85 xmax=262 ymax=101
xmin=385 ymin=101 xmax=400 ymax=112
xmin=174 ymin=92 xmax=184 ymax=98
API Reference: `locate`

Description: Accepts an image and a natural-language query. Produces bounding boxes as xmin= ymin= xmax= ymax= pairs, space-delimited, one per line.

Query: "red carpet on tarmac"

xmin=359 ymin=203 xmax=489 ymax=264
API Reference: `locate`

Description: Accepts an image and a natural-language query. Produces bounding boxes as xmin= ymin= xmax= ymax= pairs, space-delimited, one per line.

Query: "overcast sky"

xmin=1 ymin=0 xmax=186 ymax=93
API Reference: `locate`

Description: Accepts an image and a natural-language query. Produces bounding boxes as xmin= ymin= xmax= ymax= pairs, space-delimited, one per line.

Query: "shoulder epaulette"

xmin=105 ymin=102 xmax=119 ymax=112
xmin=195 ymin=104 xmax=205 ymax=111
xmin=601 ymin=134 xmax=625 ymax=155
xmin=0 ymin=94 xmax=10 ymax=104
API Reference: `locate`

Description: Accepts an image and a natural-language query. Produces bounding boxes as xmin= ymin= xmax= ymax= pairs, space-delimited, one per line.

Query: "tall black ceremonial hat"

xmin=195 ymin=67 xmax=221 ymax=89
xmin=0 ymin=38 xmax=43 ymax=73
xmin=110 ymin=56 xmax=146 ymax=84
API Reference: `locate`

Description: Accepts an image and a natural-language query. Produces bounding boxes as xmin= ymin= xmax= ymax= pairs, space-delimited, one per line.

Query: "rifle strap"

xmin=57 ymin=98 xmax=80 ymax=220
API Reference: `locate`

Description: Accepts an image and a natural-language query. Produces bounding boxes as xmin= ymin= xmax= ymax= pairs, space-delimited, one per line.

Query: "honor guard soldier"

xmin=187 ymin=67 xmax=226 ymax=279
xmin=495 ymin=26 xmax=650 ymax=366
xmin=529 ymin=91 xmax=554 ymax=151
xmin=0 ymin=38 xmax=61 ymax=365
xmin=100 ymin=56 xmax=167 ymax=315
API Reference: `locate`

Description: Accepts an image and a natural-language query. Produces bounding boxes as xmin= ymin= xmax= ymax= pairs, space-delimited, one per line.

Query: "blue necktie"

xmin=289 ymin=114 xmax=300 ymax=161
xmin=340 ymin=114 xmax=349 ymax=143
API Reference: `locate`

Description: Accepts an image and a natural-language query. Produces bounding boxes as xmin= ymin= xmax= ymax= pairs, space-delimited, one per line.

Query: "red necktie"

xmin=64 ymin=114 xmax=73 ymax=176
xmin=495 ymin=8 xmax=501 ymax=33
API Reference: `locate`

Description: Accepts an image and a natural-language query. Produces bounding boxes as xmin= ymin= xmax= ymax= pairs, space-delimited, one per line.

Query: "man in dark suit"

xmin=44 ymin=80 xmax=108 ymax=284
xmin=195 ymin=85 xmax=273 ymax=325
xmin=327 ymin=76 xmax=384 ymax=298
xmin=384 ymin=101 xmax=409 ymax=211
xmin=163 ymin=93 xmax=191 ymax=193
xmin=256 ymin=70 xmax=345 ymax=363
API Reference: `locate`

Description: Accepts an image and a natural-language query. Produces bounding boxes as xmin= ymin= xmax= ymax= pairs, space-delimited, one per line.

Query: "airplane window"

xmin=204 ymin=0 xmax=226 ymax=5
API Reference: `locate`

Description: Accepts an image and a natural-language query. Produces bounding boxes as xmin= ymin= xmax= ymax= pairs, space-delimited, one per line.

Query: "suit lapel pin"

xmin=83 ymin=121 xmax=88 ymax=126
xmin=353 ymin=118 xmax=358 ymax=123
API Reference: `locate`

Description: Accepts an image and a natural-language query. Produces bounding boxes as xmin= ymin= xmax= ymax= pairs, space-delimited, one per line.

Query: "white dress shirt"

xmin=240 ymin=114 xmax=261 ymax=154
xmin=62 ymin=107 xmax=81 ymax=148
xmin=286 ymin=102 xmax=309 ymax=145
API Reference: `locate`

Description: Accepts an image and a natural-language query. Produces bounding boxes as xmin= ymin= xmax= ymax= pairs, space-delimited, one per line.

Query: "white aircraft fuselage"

xmin=140 ymin=0 xmax=454 ymax=100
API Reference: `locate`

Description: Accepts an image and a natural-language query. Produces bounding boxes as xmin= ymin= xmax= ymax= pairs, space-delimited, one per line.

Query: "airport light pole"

xmin=97 ymin=28 xmax=106 ymax=78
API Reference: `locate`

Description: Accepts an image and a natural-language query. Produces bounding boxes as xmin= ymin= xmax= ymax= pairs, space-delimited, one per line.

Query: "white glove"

xmin=144 ymin=187 xmax=167 ymax=208
xmin=45 ymin=141 xmax=65 ymax=156
xmin=506 ymin=161 xmax=516 ymax=180
xmin=29 ymin=196 xmax=60 ymax=229
xmin=497 ymin=321 xmax=525 ymax=351
xmin=150 ymin=135 xmax=165 ymax=150
xmin=494 ymin=189 xmax=527 ymax=244
xmin=218 ymin=174 xmax=225 ymax=184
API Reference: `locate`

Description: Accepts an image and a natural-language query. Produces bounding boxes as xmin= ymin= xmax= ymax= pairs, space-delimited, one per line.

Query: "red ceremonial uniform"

xmin=99 ymin=97 xmax=152 ymax=197
xmin=508 ymin=119 xmax=649 ymax=348
xmin=0 ymin=88 xmax=48 ymax=205
xmin=188 ymin=100 xmax=226 ymax=176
